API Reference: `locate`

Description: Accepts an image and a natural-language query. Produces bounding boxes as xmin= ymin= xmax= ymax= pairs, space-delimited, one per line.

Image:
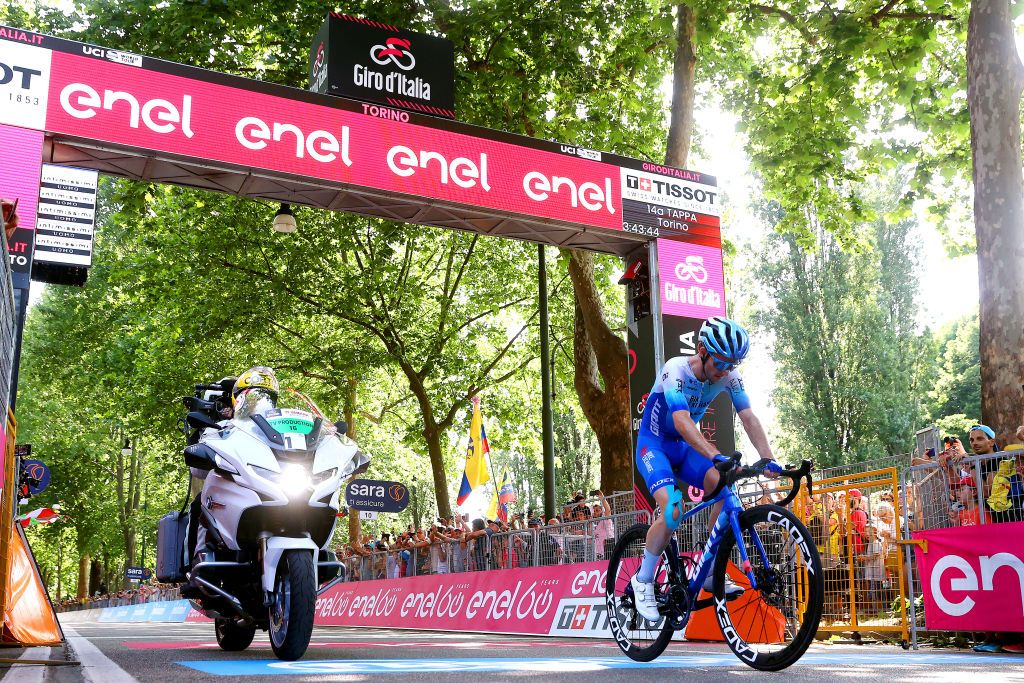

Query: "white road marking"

xmin=62 ymin=625 xmax=138 ymax=683
xmin=1 ymin=647 xmax=51 ymax=683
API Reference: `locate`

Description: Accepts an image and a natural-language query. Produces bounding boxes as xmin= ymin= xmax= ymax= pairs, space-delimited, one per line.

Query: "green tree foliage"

xmin=754 ymin=194 xmax=929 ymax=466
xmin=688 ymin=0 xmax=971 ymax=245
xmin=926 ymin=313 xmax=982 ymax=423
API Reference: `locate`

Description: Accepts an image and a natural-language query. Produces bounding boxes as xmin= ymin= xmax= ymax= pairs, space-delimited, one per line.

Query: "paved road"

xmin=2 ymin=619 xmax=1023 ymax=682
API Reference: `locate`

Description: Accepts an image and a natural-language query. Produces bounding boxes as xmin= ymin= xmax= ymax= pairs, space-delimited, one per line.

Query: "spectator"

xmin=441 ymin=526 xmax=463 ymax=573
xmin=527 ymin=517 xmax=563 ymax=566
xmin=970 ymin=424 xmax=1017 ymax=520
xmin=872 ymin=500 xmax=897 ymax=548
xmin=463 ymin=518 xmax=497 ymax=571
xmin=857 ymin=524 xmax=886 ymax=616
xmin=911 ymin=447 xmax=938 ymax=467
xmin=939 ymin=436 xmax=970 ymax=501
xmin=591 ymin=491 xmax=614 ymax=559
xmin=429 ymin=524 xmax=453 ymax=574
xmin=986 ymin=452 xmax=1023 ymax=524
xmin=848 ymin=490 xmax=868 ymax=556
xmin=409 ymin=528 xmax=432 ymax=576
xmin=950 ymin=476 xmax=987 ymax=526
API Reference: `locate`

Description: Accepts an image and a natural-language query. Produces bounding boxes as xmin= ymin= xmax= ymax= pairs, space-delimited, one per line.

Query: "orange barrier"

xmin=0 ymin=411 xmax=15 ymax=623
xmin=684 ymin=560 xmax=784 ymax=642
xmin=3 ymin=523 xmax=62 ymax=645
xmin=0 ymin=409 xmax=63 ymax=645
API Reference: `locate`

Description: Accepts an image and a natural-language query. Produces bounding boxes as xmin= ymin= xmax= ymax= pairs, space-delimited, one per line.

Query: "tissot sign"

xmin=310 ymin=13 xmax=455 ymax=118
xmin=0 ymin=25 xmax=719 ymax=242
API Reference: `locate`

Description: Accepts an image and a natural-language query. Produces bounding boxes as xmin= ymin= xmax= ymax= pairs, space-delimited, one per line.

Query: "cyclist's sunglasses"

xmin=708 ymin=350 xmax=742 ymax=372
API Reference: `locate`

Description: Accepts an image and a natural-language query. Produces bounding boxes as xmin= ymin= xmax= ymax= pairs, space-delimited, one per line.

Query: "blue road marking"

xmin=177 ymin=652 xmax=1023 ymax=676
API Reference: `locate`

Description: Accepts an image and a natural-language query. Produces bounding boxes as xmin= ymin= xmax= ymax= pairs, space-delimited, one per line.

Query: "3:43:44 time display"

xmin=623 ymin=222 xmax=659 ymax=237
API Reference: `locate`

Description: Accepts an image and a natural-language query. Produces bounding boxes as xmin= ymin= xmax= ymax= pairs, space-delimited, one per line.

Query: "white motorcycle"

xmin=158 ymin=384 xmax=368 ymax=660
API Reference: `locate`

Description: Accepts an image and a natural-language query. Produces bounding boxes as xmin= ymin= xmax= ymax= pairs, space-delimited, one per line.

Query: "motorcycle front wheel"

xmin=268 ymin=549 xmax=316 ymax=660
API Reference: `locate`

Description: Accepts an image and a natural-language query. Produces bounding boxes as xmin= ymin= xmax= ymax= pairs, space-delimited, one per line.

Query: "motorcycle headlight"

xmin=253 ymin=464 xmax=312 ymax=496
xmin=277 ymin=464 xmax=313 ymax=494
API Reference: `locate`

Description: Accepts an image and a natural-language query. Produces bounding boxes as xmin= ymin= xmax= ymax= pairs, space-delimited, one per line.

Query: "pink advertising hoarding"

xmin=0 ymin=26 xmax=721 ymax=244
xmin=0 ymin=124 xmax=44 ymax=277
xmin=656 ymin=239 xmax=727 ymax=320
xmin=913 ymin=522 xmax=1024 ymax=632
xmin=314 ymin=561 xmax=609 ymax=636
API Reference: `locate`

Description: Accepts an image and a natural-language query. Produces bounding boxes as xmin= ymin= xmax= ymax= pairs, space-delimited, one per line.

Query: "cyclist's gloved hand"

xmin=713 ymin=453 xmax=739 ymax=473
xmin=755 ymin=458 xmax=783 ymax=478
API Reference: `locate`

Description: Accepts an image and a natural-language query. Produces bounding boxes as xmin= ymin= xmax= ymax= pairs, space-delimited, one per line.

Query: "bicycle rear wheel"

xmin=712 ymin=504 xmax=823 ymax=671
xmin=605 ymin=523 xmax=674 ymax=662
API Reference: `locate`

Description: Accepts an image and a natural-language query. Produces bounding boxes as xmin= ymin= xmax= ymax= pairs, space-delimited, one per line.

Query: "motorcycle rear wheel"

xmin=215 ymin=617 xmax=256 ymax=651
xmin=268 ymin=549 xmax=316 ymax=661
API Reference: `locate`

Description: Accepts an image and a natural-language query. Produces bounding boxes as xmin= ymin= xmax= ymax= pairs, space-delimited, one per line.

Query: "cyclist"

xmin=630 ymin=316 xmax=780 ymax=621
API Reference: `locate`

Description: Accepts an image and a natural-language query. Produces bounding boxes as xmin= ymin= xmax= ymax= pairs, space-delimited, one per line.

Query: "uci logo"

xmin=371 ymin=37 xmax=415 ymax=71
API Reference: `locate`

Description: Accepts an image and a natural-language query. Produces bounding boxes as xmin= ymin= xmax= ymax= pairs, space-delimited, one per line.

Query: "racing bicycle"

xmin=606 ymin=455 xmax=822 ymax=671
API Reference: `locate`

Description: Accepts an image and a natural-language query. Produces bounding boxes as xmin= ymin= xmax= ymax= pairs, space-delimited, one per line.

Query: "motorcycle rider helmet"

xmin=698 ymin=316 xmax=750 ymax=371
xmin=232 ymin=366 xmax=279 ymax=409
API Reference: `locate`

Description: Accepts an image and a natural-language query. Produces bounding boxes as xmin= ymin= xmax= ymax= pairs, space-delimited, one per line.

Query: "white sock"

xmin=637 ymin=550 xmax=661 ymax=583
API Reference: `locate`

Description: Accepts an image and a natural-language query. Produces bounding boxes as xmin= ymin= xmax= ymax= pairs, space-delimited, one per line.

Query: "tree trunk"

xmin=423 ymin=425 xmax=452 ymax=518
xmin=89 ymin=558 xmax=101 ymax=597
xmin=344 ymin=377 xmax=361 ymax=543
xmin=569 ymin=2 xmax=699 ymax=495
xmin=967 ymin=0 xmax=1024 ymax=432
xmin=665 ymin=4 xmax=697 ymax=168
xmin=78 ymin=553 xmax=90 ymax=600
xmin=568 ymin=251 xmax=632 ymax=493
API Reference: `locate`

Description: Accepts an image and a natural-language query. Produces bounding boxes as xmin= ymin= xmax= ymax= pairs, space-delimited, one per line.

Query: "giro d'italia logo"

xmin=674 ymin=255 xmax=708 ymax=284
xmin=371 ymin=37 xmax=415 ymax=70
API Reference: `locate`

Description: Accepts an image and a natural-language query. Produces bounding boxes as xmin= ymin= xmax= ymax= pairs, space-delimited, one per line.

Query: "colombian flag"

xmin=487 ymin=466 xmax=517 ymax=522
xmin=456 ymin=397 xmax=491 ymax=506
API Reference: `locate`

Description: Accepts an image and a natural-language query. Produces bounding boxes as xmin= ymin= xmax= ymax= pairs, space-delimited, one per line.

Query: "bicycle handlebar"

xmin=700 ymin=453 xmax=814 ymax=507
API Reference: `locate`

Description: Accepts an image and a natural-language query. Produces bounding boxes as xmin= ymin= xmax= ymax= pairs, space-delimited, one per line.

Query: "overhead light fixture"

xmin=272 ymin=202 xmax=297 ymax=233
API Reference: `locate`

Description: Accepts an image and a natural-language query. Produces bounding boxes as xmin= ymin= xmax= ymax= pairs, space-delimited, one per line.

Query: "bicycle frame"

xmin=663 ymin=484 xmax=767 ymax=598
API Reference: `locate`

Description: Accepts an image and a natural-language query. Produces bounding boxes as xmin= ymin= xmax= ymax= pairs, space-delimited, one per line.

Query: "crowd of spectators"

xmin=909 ymin=422 xmax=1024 ymax=528
xmin=54 ymin=581 xmax=180 ymax=612
xmin=337 ymin=490 xmax=618 ymax=580
xmin=907 ymin=418 xmax=1024 ymax=654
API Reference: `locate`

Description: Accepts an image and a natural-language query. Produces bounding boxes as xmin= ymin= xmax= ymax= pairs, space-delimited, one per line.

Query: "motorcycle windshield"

xmin=234 ymin=388 xmax=339 ymax=452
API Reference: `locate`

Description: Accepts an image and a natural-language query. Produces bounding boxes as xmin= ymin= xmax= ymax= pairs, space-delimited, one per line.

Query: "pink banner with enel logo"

xmin=314 ymin=561 xmax=609 ymax=636
xmin=914 ymin=522 xmax=1024 ymax=632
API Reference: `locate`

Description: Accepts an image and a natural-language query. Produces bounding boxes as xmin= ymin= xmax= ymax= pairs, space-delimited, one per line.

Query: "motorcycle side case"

xmin=156 ymin=511 xmax=188 ymax=583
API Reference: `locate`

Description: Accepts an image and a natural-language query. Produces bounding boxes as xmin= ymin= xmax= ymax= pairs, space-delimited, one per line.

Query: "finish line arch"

xmin=0 ymin=24 xmax=735 ymax=590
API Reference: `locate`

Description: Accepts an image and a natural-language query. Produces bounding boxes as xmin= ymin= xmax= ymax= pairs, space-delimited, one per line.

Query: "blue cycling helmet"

xmin=699 ymin=316 xmax=750 ymax=366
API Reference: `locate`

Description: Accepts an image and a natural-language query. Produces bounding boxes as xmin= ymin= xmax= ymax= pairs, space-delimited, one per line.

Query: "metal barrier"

xmin=900 ymin=449 xmax=1024 ymax=648
xmin=793 ymin=467 xmax=908 ymax=644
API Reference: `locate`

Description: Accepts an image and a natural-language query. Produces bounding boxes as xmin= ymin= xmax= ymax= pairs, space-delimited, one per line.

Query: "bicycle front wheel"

xmin=712 ymin=504 xmax=823 ymax=671
xmin=605 ymin=523 xmax=674 ymax=662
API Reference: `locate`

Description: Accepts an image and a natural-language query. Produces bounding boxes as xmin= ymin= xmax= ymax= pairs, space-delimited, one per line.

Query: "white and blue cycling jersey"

xmin=636 ymin=356 xmax=751 ymax=494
